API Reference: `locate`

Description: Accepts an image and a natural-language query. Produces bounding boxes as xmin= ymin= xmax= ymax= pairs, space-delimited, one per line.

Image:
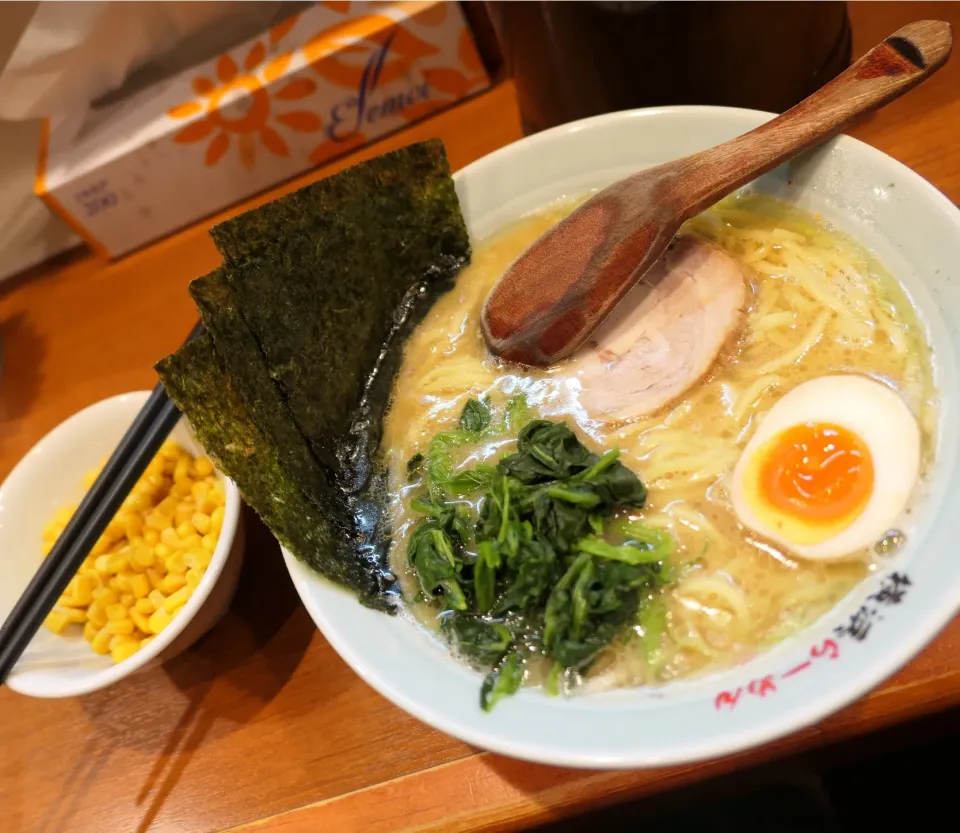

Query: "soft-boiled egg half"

xmin=730 ymin=375 xmax=920 ymax=561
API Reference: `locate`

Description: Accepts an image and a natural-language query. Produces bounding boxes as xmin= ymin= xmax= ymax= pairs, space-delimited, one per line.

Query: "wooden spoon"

xmin=481 ymin=20 xmax=953 ymax=367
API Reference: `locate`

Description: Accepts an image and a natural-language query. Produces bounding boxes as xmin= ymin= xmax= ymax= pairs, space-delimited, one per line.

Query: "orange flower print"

xmin=168 ymin=37 xmax=322 ymax=170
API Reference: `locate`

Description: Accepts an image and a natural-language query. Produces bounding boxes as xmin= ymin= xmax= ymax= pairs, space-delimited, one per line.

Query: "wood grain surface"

xmin=2 ymin=4 xmax=959 ymax=832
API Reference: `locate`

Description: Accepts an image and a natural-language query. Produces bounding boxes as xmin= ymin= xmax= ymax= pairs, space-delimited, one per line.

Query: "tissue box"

xmin=35 ymin=1 xmax=490 ymax=258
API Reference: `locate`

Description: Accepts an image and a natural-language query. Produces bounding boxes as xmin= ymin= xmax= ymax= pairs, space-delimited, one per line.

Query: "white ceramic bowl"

xmin=283 ymin=106 xmax=960 ymax=767
xmin=0 ymin=391 xmax=245 ymax=698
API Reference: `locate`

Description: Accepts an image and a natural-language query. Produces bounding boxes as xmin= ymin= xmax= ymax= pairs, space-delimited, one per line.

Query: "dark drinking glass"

xmin=487 ymin=1 xmax=852 ymax=135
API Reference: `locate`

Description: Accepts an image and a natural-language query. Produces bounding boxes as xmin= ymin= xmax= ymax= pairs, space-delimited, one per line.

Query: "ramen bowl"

xmin=282 ymin=106 xmax=960 ymax=768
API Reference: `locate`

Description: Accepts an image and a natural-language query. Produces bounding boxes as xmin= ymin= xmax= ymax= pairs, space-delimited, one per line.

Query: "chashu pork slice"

xmin=563 ymin=235 xmax=747 ymax=423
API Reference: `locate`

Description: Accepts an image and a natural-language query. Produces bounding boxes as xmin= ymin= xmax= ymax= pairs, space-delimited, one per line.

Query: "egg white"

xmin=730 ymin=375 xmax=921 ymax=561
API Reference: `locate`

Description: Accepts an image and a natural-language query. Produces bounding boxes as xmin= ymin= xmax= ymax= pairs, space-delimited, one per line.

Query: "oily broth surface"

xmin=382 ymin=193 xmax=937 ymax=690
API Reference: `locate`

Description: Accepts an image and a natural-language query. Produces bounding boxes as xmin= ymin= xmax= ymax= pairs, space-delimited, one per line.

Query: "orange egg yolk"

xmin=758 ymin=422 xmax=874 ymax=525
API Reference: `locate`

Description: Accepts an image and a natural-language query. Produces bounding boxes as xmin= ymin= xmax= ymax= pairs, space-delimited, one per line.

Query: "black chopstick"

xmin=0 ymin=321 xmax=203 ymax=684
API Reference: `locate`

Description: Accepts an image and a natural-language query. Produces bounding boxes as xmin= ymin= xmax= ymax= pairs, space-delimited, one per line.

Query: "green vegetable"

xmin=480 ymin=650 xmax=525 ymax=712
xmin=405 ymin=413 xmax=674 ymax=710
xmin=407 ymin=521 xmax=467 ymax=611
xmin=406 ymin=452 xmax=425 ymax=481
xmin=442 ymin=613 xmax=513 ymax=665
xmin=637 ymin=594 xmax=667 ymax=671
xmin=459 ymin=397 xmax=492 ymax=432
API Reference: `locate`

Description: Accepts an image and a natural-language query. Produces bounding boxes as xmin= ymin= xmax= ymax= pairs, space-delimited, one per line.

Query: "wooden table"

xmin=3 ymin=4 xmax=960 ymax=831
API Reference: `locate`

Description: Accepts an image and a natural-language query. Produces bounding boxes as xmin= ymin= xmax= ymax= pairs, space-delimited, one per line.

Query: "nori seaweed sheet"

xmin=156 ymin=140 xmax=470 ymax=611
xmin=156 ymin=333 xmax=393 ymax=610
xmin=189 ymin=267 xmax=331 ymax=503
xmin=210 ymin=139 xmax=470 ymax=470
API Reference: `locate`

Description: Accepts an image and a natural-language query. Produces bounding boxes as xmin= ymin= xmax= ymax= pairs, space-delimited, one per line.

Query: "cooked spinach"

xmin=405 ymin=402 xmax=674 ymax=710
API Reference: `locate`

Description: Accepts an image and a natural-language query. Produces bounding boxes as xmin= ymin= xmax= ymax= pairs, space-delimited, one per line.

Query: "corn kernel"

xmin=87 ymin=601 xmax=108 ymax=628
xmin=173 ymin=456 xmax=191 ymax=482
xmin=140 ymin=635 xmax=155 ymax=649
xmin=194 ymin=457 xmax=214 ymax=477
xmin=165 ymin=551 xmax=186 ymax=575
xmin=185 ymin=568 xmax=203 ymax=589
xmin=147 ymin=607 xmax=174 ymax=634
xmin=209 ymin=484 xmax=224 ymax=506
xmin=162 ymin=585 xmax=192 ymax=613
xmin=135 ymin=597 xmax=155 ymax=615
xmin=174 ymin=521 xmax=193 ymax=542
xmin=160 ymin=441 xmax=180 ymax=461
xmin=111 ymin=638 xmax=140 ymax=663
xmin=131 ymin=545 xmax=155 ymax=570
xmin=73 ymin=575 xmax=94 ymax=606
xmin=190 ymin=512 xmax=211 ymax=536
xmin=130 ymin=573 xmax=150 ymax=599
xmin=146 ymin=511 xmax=172 ymax=532
xmin=41 ymin=541 xmax=53 ymax=556
xmin=161 ymin=574 xmax=186 ymax=594
xmin=91 ymin=587 xmax=117 ymax=603
xmin=106 ymin=603 xmax=128 ymax=621
xmin=107 ymin=618 xmax=134 ymax=635
xmin=201 ymin=535 xmax=217 ymax=554
xmin=171 ymin=479 xmax=193 ymax=498
xmin=83 ymin=620 xmax=99 ymax=643
xmin=115 ymin=572 xmax=131 ymax=593
xmin=91 ymin=627 xmax=112 ymax=654
xmin=105 ymin=518 xmax=125 ymax=542
xmin=191 ymin=481 xmax=210 ymax=505
xmin=124 ymin=513 xmax=144 ymax=540
xmin=120 ymin=593 xmax=135 ymax=608
xmin=143 ymin=528 xmax=160 ymax=546
xmin=60 ymin=606 xmax=86 ymax=623
xmin=174 ymin=503 xmax=194 ymax=527
xmin=154 ymin=543 xmax=171 ymax=560
xmin=157 ymin=496 xmax=177 ymax=517
xmin=146 ymin=568 xmax=165 ymax=591
xmin=148 ymin=589 xmax=166 ymax=609
xmin=185 ymin=550 xmax=211 ymax=570
xmin=44 ymin=610 xmax=71 ymax=634
xmin=210 ymin=506 xmax=225 ymax=535
xmin=108 ymin=577 xmax=121 ymax=592
xmin=160 ymin=527 xmax=181 ymax=549
xmin=130 ymin=608 xmax=151 ymax=633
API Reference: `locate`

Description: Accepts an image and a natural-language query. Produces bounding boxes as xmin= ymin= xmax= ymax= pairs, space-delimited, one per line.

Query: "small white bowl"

xmin=0 ymin=390 xmax=245 ymax=698
xmin=282 ymin=105 xmax=960 ymax=768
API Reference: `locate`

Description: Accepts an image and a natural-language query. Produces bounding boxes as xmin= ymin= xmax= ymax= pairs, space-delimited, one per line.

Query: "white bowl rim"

xmin=280 ymin=104 xmax=960 ymax=767
xmin=2 ymin=390 xmax=242 ymax=698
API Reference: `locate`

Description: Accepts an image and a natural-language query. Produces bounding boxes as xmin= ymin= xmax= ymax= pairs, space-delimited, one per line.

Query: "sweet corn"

xmin=130 ymin=609 xmax=151 ymax=634
xmin=211 ymin=506 xmax=225 ymax=535
xmin=165 ymin=551 xmax=186 ymax=575
xmin=44 ymin=609 xmax=72 ymax=635
xmin=107 ymin=618 xmax=135 ymax=635
xmin=41 ymin=441 xmax=222 ymax=663
xmin=111 ymin=638 xmax=140 ymax=663
xmin=130 ymin=573 xmax=150 ymax=599
xmin=146 ymin=568 xmax=165 ymax=591
xmin=83 ymin=620 xmax=99 ymax=643
xmin=161 ymin=574 xmax=186 ymax=594
xmin=163 ymin=585 xmax=192 ymax=614
xmin=91 ymin=627 xmax=112 ymax=655
xmin=147 ymin=607 xmax=174 ymax=634
xmin=194 ymin=457 xmax=214 ymax=477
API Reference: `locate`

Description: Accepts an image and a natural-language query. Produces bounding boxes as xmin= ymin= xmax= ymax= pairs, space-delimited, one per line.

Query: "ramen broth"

xmin=383 ymin=193 xmax=936 ymax=690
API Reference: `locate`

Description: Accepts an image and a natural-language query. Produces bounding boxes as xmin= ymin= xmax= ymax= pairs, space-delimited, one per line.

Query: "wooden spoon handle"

xmin=674 ymin=20 xmax=953 ymax=215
